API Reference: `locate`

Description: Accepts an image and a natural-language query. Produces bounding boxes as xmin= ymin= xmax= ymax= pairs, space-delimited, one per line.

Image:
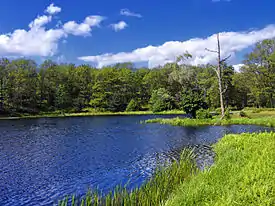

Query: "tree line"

xmin=0 ymin=39 xmax=275 ymax=116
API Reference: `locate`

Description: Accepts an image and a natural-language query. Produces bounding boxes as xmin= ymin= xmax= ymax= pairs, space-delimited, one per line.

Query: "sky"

xmin=0 ymin=0 xmax=275 ymax=69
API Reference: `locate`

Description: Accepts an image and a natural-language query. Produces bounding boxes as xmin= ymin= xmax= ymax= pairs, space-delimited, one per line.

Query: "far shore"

xmin=0 ymin=110 xmax=185 ymax=120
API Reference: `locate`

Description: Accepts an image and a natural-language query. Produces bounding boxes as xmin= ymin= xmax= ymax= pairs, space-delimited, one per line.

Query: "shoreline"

xmin=57 ymin=131 xmax=275 ymax=205
xmin=145 ymin=116 xmax=275 ymax=127
xmin=0 ymin=110 xmax=185 ymax=120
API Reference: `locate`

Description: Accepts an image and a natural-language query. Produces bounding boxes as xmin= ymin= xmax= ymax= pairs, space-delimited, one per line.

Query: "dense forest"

xmin=0 ymin=39 xmax=275 ymax=116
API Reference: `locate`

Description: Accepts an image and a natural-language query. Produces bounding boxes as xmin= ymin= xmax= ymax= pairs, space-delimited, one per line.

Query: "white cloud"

xmin=110 ymin=21 xmax=128 ymax=32
xmin=45 ymin=3 xmax=61 ymax=15
xmin=120 ymin=9 xmax=142 ymax=18
xmin=29 ymin=15 xmax=52 ymax=28
xmin=0 ymin=4 xmax=104 ymax=57
xmin=0 ymin=8 xmax=65 ymax=57
xmin=63 ymin=21 xmax=91 ymax=36
xmin=78 ymin=25 xmax=275 ymax=68
xmin=233 ymin=64 xmax=245 ymax=72
xmin=84 ymin=16 xmax=105 ymax=27
xmin=63 ymin=16 xmax=104 ymax=36
xmin=0 ymin=27 xmax=65 ymax=56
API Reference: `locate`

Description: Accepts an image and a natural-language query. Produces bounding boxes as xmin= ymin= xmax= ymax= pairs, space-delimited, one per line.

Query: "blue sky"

xmin=0 ymin=0 xmax=275 ymax=68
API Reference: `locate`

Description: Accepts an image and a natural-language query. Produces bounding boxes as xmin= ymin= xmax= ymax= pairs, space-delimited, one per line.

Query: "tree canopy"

xmin=0 ymin=39 xmax=275 ymax=116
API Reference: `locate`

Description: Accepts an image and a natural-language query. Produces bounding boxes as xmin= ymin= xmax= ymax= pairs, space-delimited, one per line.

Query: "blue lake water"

xmin=0 ymin=115 xmax=272 ymax=206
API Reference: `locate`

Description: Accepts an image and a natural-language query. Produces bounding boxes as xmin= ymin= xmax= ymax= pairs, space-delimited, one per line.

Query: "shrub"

xmin=239 ymin=111 xmax=249 ymax=118
xmin=215 ymin=108 xmax=221 ymax=115
xmin=126 ymin=99 xmax=140 ymax=112
xmin=228 ymin=106 xmax=238 ymax=111
xmin=224 ymin=108 xmax=231 ymax=120
xmin=196 ymin=109 xmax=213 ymax=119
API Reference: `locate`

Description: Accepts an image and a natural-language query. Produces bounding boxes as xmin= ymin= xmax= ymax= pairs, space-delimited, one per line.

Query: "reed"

xmin=145 ymin=116 xmax=275 ymax=127
xmin=57 ymin=150 xmax=197 ymax=206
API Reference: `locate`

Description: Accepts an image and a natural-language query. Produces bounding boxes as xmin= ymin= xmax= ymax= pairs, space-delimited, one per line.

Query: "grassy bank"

xmin=57 ymin=132 xmax=275 ymax=206
xmin=0 ymin=110 xmax=184 ymax=120
xmin=166 ymin=132 xmax=275 ymax=206
xmin=57 ymin=150 xmax=197 ymax=206
xmin=145 ymin=116 xmax=275 ymax=127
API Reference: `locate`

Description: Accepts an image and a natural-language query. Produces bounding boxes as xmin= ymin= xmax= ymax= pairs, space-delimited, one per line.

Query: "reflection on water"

xmin=0 ymin=115 xmax=272 ymax=206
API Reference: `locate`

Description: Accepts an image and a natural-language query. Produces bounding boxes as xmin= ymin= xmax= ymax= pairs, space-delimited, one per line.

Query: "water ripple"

xmin=0 ymin=116 xmax=272 ymax=206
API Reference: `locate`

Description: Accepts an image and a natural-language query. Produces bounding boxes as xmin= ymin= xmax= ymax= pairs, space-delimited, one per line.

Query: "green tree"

xmin=126 ymin=99 xmax=141 ymax=111
xmin=242 ymin=39 xmax=275 ymax=107
xmin=181 ymin=89 xmax=207 ymax=118
xmin=55 ymin=84 xmax=71 ymax=111
xmin=149 ymin=88 xmax=174 ymax=112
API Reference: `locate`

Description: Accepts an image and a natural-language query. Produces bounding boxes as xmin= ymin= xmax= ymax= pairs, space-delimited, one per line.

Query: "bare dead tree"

xmin=206 ymin=33 xmax=231 ymax=119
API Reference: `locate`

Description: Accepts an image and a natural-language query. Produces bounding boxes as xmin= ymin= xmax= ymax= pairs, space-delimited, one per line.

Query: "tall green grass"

xmin=0 ymin=110 xmax=185 ymax=120
xmin=145 ymin=116 xmax=275 ymax=127
xmin=166 ymin=132 xmax=275 ymax=206
xmin=57 ymin=150 xmax=197 ymax=206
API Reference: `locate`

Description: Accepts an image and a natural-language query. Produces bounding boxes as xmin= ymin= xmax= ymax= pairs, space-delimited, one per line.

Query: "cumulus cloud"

xmin=0 ymin=6 xmax=65 ymax=57
xmin=78 ymin=25 xmax=275 ymax=68
xmin=0 ymin=28 xmax=65 ymax=56
xmin=28 ymin=15 xmax=52 ymax=28
xmin=0 ymin=4 xmax=104 ymax=57
xmin=63 ymin=21 xmax=91 ymax=36
xmin=120 ymin=9 xmax=142 ymax=18
xmin=63 ymin=16 xmax=104 ymax=36
xmin=110 ymin=21 xmax=128 ymax=32
xmin=45 ymin=3 xmax=61 ymax=15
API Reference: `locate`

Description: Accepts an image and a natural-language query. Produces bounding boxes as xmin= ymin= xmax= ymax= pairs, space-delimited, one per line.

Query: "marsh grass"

xmin=166 ymin=132 xmax=275 ymax=206
xmin=0 ymin=110 xmax=185 ymax=120
xmin=57 ymin=150 xmax=197 ymax=206
xmin=145 ymin=116 xmax=275 ymax=127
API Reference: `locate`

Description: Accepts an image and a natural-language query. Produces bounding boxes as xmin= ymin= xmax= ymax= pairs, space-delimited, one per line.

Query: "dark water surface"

xmin=0 ymin=115 xmax=272 ymax=206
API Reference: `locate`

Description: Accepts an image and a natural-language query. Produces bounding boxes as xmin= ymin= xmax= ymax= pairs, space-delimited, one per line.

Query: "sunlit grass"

xmin=145 ymin=116 xmax=275 ymax=127
xmin=166 ymin=132 xmax=275 ymax=206
xmin=57 ymin=150 xmax=197 ymax=206
xmin=0 ymin=110 xmax=185 ymax=120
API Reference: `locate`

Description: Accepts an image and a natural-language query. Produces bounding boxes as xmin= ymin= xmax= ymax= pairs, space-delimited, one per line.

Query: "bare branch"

xmin=222 ymin=84 xmax=228 ymax=94
xmin=220 ymin=54 xmax=231 ymax=63
xmin=205 ymin=48 xmax=218 ymax=54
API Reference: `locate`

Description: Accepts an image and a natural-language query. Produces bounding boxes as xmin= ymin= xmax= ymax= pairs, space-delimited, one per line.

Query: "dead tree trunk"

xmin=206 ymin=33 xmax=230 ymax=119
xmin=216 ymin=34 xmax=225 ymax=117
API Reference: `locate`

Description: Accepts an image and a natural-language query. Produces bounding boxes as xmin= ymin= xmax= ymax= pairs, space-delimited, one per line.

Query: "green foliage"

xmin=146 ymin=115 xmax=275 ymax=127
xmin=224 ymin=108 xmax=231 ymax=120
xmin=239 ymin=110 xmax=249 ymax=118
xmin=57 ymin=150 xmax=197 ymax=206
xmin=215 ymin=107 xmax=221 ymax=114
xmin=0 ymin=39 xmax=275 ymax=116
xmin=181 ymin=89 xmax=207 ymax=118
xmin=149 ymin=88 xmax=174 ymax=112
xmin=166 ymin=132 xmax=275 ymax=206
xmin=125 ymin=99 xmax=140 ymax=111
xmin=55 ymin=84 xmax=71 ymax=110
xmin=244 ymin=107 xmax=275 ymax=113
xmin=196 ymin=109 xmax=212 ymax=119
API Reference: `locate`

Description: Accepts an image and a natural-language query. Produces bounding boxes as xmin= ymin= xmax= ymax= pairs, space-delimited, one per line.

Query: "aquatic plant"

xmin=196 ymin=109 xmax=212 ymax=119
xmin=57 ymin=150 xmax=197 ymax=206
xmin=145 ymin=116 xmax=275 ymax=127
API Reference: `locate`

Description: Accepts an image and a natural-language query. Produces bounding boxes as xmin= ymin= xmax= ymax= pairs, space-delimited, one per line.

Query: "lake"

xmin=0 ymin=115 xmax=272 ymax=206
